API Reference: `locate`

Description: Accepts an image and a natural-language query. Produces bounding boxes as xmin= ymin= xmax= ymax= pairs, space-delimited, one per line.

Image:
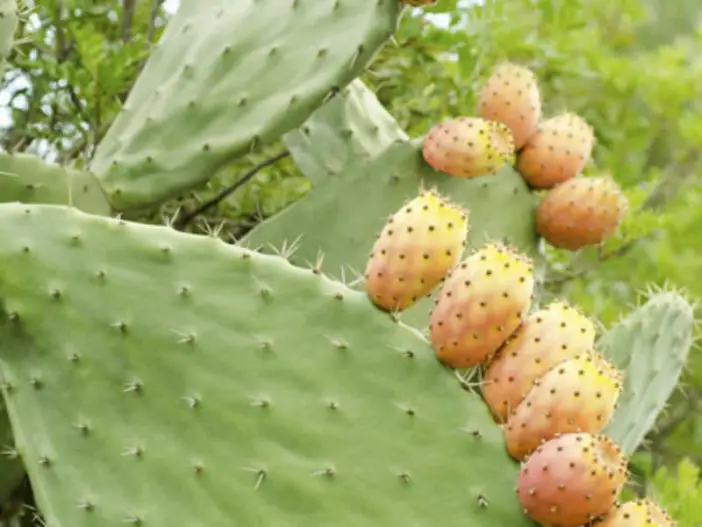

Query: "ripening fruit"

xmin=422 ymin=117 xmax=516 ymax=179
xmin=482 ymin=300 xmax=597 ymax=422
xmin=477 ymin=62 xmax=542 ymax=149
xmin=517 ymin=433 xmax=628 ymax=527
xmin=504 ymin=352 xmax=622 ymax=461
xmin=516 ymin=113 xmax=595 ymax=189
xmin=537 ymin=176 xmax=629 ymax=250
xmin=597 ymin=499 xmax=677 ymax=527
xmin=364 ymin=188 xmax=469 ymax=312
xmin=429 ymin=242 xmax=534 ymax=368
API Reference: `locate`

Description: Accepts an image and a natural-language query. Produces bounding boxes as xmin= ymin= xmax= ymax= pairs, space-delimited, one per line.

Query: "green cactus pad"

xmin=0 ymin=152 xmax=110 ymax=215
xmin=245 ymin=81 xmax=540 ymax=328
xmin=0 ymin=396 xmax=24 ymax=509
xmin=241 ymin=151 xmax=539 ymax=328
xmin=0 ymin=203 xmax=535 ymax=527
xmin=90 ymin=0 xmax=400 ymax=211
xmin=0 ymin=0 xmax=17 ymax=78
xmin=283 ymin=80 xmax=407 ymax=184
xmin=601 ymin=291 xmax=694 ymax=455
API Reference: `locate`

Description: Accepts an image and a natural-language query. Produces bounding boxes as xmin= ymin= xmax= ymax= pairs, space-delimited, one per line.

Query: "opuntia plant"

xmin=0 ymin=1 xmax=695 ymax=526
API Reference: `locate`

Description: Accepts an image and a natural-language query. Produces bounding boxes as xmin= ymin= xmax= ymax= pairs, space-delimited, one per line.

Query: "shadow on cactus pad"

xmin=0 ymin=203 xmax=535 ymax=527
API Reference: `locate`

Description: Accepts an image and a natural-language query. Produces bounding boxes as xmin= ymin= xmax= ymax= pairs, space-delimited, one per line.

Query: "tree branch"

xmin=147 ymin=0 xmax=165 ymax=43
xmin=122 ymin=0 xmax=137 ymax=43
xmin=174 ymin=150 xmax=291 ymax=230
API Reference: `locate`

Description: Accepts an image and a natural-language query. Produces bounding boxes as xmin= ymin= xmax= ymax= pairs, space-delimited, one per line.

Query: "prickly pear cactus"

xmin=601 ymin=291 xmax=694 ymax=455
xmin=243 ymin=81 xmax=540 ymax=328
xmin=0 ymin=152 xmax=110 ymax=215
xmin=0 ymin=396 xmax=24 ymax=508
xmin=90 ymin=0 xmax=401 ymax=211
xmin=0 ymin=203 xmax=536 ymax=527
xmin=283 ymin=79 xmax=407 ymax=183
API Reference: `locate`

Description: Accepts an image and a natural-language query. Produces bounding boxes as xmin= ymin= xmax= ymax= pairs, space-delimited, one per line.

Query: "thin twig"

xmin=544 ymin=236 xmax=644 ymax=286
xmin=122 ymin=0 xmax=137 ymax=43
xmin=174 ymin=150 xmax=291 ymax=229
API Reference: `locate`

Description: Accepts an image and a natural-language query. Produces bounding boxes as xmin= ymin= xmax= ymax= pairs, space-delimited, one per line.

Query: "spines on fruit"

xmin=429 ymin=242 xmax=535 ymax=368
xmin=364 ymin=188 xmax=469 ymax=312
xmin=422 ymin=117 xmax=516 ymax=179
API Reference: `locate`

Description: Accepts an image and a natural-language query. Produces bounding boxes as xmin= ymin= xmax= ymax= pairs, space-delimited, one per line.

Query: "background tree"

xmin=2 ymin=0 xmax=701 ymax=524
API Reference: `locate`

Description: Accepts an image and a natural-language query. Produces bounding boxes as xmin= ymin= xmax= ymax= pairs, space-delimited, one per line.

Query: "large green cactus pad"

xmin=90 ymin=0 xmax=400 ymax=211
xmin=0 ymin=203 xmax=534 ymax=527
xmin=0 ymin=153 xmax=110 ymax=215
xmin=601 ymin=291 xmax=694 ymax=455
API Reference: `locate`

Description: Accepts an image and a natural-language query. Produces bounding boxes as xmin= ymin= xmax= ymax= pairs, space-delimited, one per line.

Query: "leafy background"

xmin=1 ymin=0 xmax=701 ymax=524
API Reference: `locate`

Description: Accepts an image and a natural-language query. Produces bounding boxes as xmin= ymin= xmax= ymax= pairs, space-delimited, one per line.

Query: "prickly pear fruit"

xmin=505 ymin=353 xmax=622 ymax=461
xmin=537 ymin=176 xmax=629 ymax=250
xmin=364 ymin=188 xmax=469 ymax=312
xmin=517 ymin=433 xmax=628 ymax=527
xmin=516 ymin=113 xmax=595 ymax=189
xmin=597 ymin=499 xmax=676 ymax=527
xmin=477 ymin=63 xmax=541 ymax=149
xmin=422 ymin=117 xmax=516 ymax=179
xmin=482 ymin=301 xmax=596 ymax=422
xmin=429 ymin=242 xmax=534 ymax=368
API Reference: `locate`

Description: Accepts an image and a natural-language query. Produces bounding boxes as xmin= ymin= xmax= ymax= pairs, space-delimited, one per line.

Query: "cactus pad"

xmin=283 ymin=79 xmax=407 ymax=184
xmin=601 ymin=291 xmax=694 ymax=455
xmin=244 ymin=83 xmax=540 ymax=328
xmin=0 ymin=396 xmax=24 ymax=509
xmin=90 ymin=0 xmax=400 ymax=211
xmin=0 ymin=203 xmax=535 ymax=527
xmin=0 ymin=153 xmax=110 ymax=215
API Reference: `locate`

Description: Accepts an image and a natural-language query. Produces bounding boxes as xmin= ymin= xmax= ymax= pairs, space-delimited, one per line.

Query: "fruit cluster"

xmin=362 ymin=64 xmax=674 ymax=527
xmin=422 ymin=62 xmax=629 ymax=252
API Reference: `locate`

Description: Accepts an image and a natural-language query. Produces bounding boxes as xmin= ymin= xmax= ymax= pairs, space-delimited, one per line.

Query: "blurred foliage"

xmin=1 ymin=0 xmax=701 ymax=523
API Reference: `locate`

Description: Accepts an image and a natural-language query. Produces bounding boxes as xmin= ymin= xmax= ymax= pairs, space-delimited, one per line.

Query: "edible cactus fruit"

xmin=482 ymin=300 xmax=597 ymax=422
xmin=597 ymin=499 xmax=676 ymax=527
xmin=422 ymin=117 xmax=516 ymax=178
xmin=477 ymin=63 xmax=542 ymax=149
xmin=537 ymin=176 xmax=629 ymax=250
xmin=364 ymin=188 xmax=469 ymax=311
xmin=429 ymin=242 xmax=534 ymax=368
xmin=504 ymin=353 xmax=622 ymax=461
xmin=516 ymin=113 xmax=595 ymax=189
xmin=517 ymin=433 xmax=628 ymax=527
